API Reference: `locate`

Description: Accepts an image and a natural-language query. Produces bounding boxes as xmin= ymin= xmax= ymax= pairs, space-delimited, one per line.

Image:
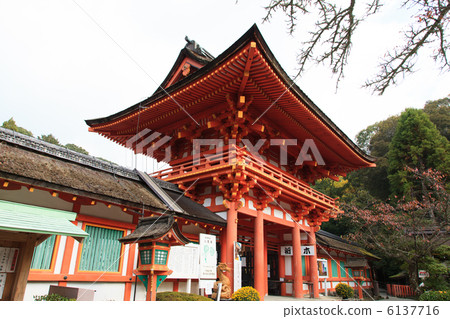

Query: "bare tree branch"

xmin=365 ymin=0 xmax=450 ymax=94
xmin=263 ymin=0 xmax=450 ymax=94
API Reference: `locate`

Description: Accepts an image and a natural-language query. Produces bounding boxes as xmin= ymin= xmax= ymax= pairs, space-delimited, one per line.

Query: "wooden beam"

xmin=11 ymin=234 xmax=39 ymax=301
xmin=238 ymin=42 xmax=256 ymax=95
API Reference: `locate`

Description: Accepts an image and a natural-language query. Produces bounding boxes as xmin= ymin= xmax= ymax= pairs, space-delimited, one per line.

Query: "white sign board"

xmin=0 ymin=247 xmax=19 ymax=273
xmin=301 ymin=245 xmax=315 ymax=256
xmin=199 ymin=234 xmax=217 ymax=279
xmin=167 ymin=244 xmax=199 ymax=279
xmin=0 ymin=273 xmax=6 ymax=299
xmin=418 ymin=270 xmax=429 ymax=279
xmin=234 ymin=259 xmax=242 ymax=292
xmin=281 ymin=246 xmax=293 ymax=256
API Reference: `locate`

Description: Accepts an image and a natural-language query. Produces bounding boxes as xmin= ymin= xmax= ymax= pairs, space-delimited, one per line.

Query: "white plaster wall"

xmin=121 ymin=233 xmax=131 ymax=276
xmin=214 ymin=195 xmax=223 ymax=206
xmin=131 ymin=280 xmax=147 ymax=301
xmin=157 ymin=281 xmax=174 ymax=293
xmin=285 ymin=283 xmax=293 ymax=294
xmin=68 ymin=223 xmax=82 ymax=274
xmin=53 ymin=236 xmax=67 ymax=274
xmin=24 ymin=282 xmax=59 ymax=301
xmin=283 ymin=233 xmax=292 ymax=241
xmin=67 ymin=282 xmax=124 ymax=301
xmin=273 ymin=209 xmax=283 ymax=219
xmin=203 ymin=198 xmax=212 ymax=207
xmin=284 ymin=256 xmax=292 ymax=276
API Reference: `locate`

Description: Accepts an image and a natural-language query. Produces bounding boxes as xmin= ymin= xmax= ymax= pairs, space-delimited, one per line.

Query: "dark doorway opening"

xmin=268 ymin=250 xmax=280 ymax=295
xmin=241 ymin=246 xmax=254 ymax=287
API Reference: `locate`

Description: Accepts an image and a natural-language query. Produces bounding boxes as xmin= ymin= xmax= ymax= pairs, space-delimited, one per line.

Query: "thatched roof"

xmin=316 ymin=230 xmax=379 ymax=259
xmin=345 ymin=258 xmax=369 ymax=268
xmin=0 ymin=130 xmax=166 ymax=211
xmin=0 ymin=128 xmax=227 ymax=226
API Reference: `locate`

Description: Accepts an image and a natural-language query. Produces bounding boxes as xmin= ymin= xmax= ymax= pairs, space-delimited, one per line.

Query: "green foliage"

xmin=433 ymin=245 xmax=450 ymax=260
xmin=335 ymin=283 xmax=354 ymax=299
xmin=231 ymin=286 xmax=260 ymax=301
xmin=155 ymin=291 xmax=213 ymax=301
xmin=420 ymin=245 xmax=450 ymax=291
xmin=65 ymin=143 xmax=89 ymax=155
xmin=34 ymin=293 xmax=75 ymax=301
xmin=351 ymin=115 xmax=399 ymax=201
xmin=38 ymin=134 xmax=61 ymax=146
xmin=388 ymin=108 xmax=449 ymax=197
xmin=317 ymin=96 xmax=450 ymax=289
xmin=419 ymin=290 xmax=450 ymax=301
xmin=355 ymin=123 xmax=378 ymax=154
xmin=2 ymin=117 xmax=91 ymax=156
xmin=423 ymin=97 xmax=450 ymax=141
xmin=346 ymin=168 xmax=449 ymax=293
xmin=1 ymin=117 xmax=33 ymax=137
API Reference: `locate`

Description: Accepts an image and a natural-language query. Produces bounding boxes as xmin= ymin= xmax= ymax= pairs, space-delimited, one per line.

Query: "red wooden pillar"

xmin=358 ymin=281 xmax=363 ymax=299
xmin=309 ymin=230 xmax=319 ymax=298
xmin=292 ymin=223 xmax=303 ymax=298
xmin=254 ymin=210 xmax=265 ymax=300
xmin=264 ymin=228 xmax=268 ymax=296
xmin=226 ymin=201 xmax=238 ymax=292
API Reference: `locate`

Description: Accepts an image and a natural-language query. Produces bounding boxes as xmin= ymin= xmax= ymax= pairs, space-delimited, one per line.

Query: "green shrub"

xmin=419 ymin=291 xmax=450 ymax=301
xmin=231 ymin=286 xmax=260 ymax=301
xmin=335 ymin=283 xmax=354 ymax=299
xmin=34 ymin=294 xmax=75 ymax=301
xmin=156 ymin=291 xmax=213 ymax=301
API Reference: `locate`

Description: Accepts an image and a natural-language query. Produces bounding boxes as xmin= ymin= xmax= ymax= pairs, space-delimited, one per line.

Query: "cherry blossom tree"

xmin=344 ymin=168 xmax=449 ymax=293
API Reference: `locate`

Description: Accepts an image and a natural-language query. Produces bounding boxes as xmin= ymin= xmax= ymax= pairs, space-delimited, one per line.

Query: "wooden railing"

xmin=150 ymin=145 xmax=336 ymax=208
xmin=386 ymin=284 xmax=416 ymax=298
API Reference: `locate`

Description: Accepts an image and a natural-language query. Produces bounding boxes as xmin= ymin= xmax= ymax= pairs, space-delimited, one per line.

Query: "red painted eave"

xmin=86 ymin=24 xmax=375 ymax=169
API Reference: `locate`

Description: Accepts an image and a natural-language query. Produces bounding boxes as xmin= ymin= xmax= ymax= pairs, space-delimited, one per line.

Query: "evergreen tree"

xmin=65 ymin=143 xmax=89 ymax=155
xmin=1 ymin=118 xmax=33 ymax=137
xmin=388 ymin=108 xmax=449 ymax=197
xmin=38 ymin=134 xmax=61 ymax=146
xmin=423 ymin=96 xmax=450 ymax=141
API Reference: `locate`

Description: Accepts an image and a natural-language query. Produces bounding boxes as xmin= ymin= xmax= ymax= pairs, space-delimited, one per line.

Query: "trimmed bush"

xmin=231 ymin=286 xmax=260 ymax=301
xmin=335 ymin=283 xmax=354 ymax=299
xmin=419 ymin=291 xmax=450 ymax=301
xmin=156 ymin=291 xmax=213 ymax=301
xmin=34 ymin=294 xmax=75 ymax=301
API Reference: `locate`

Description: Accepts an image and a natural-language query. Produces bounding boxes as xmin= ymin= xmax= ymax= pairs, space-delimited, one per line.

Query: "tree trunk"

xmin=408 ymin=261 xmax=420 ymax=295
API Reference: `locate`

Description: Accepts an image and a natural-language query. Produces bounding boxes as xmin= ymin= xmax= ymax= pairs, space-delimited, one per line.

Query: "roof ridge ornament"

xmin=185 ymin=36 xmax=214 ymax=60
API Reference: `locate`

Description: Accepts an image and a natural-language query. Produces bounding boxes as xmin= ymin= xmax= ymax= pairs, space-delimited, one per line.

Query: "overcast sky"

xmin=1 ymin=1 xmax=449 ymax=171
